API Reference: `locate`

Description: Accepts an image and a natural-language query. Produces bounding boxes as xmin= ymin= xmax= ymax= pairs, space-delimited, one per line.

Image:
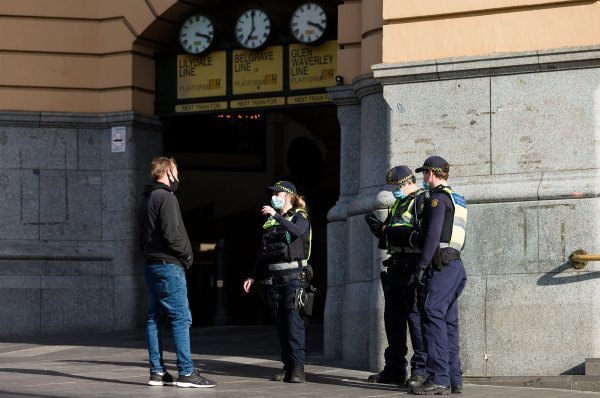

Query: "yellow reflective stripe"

xmin=262 ymin=218 xmax=279 ymax=229
xmin=390 ymin=200 xmax=400 ymax=216
xmin=389 ymin=221 xmax=414 ymax=227
xmin=307 ymin=224 xmax=312 ymax=260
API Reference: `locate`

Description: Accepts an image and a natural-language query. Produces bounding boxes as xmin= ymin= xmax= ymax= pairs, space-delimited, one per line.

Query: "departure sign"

xmin=160 ymin=41 xmax=339 ymax=114
xmin=177 ymin=51 xmax=227 ymax=99
xmin=232 ymin=46 xmax=283 ymax=95
xmin=289 ymin=40 xmax=337 ymax=90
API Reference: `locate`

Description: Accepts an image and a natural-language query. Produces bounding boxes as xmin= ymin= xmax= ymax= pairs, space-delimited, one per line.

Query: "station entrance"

xmin=161 ymin=105 xmax=339 ymax=326
xmin=153 ymin=0 xmax=340 ymax=326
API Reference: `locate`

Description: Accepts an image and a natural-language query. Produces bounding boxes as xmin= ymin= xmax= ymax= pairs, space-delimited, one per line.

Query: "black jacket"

xmin=138 ymin=181 xmax=193 ymax=268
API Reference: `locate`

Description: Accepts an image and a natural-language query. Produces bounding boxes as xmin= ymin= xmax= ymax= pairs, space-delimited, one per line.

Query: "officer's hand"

xmin=364 ymin=212 xmax=378 ymax=225
xmin=364 ymin=213 xmax=383 ymax=235
xmin=412 ymin=267 xmax=425 ymax=286
xmin=243 ymin=278 xmax=255 ymax=293
xmin=262 ymin=206 xmax=276 ymax=217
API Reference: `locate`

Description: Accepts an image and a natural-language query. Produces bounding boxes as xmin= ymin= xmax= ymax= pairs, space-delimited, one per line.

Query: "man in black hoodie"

xmin=138 ymin=156 xmax=216 ymax=389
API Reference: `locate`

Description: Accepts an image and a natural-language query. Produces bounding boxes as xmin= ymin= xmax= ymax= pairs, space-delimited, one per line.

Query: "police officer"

xmin=410 ymin=156 xmax=468 ymax=395
xmin=364 ymin=166 xmax=428 ymax=387
xmin=243 ymin=181 xmax=312 ymax=383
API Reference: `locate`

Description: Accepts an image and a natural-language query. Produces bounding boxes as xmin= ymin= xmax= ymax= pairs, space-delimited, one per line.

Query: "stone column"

xmin=327 ymin=74 xmax=391 ymax=371
xmin=372 ymin=46 xmax=600 ymax=376
xmin=325 ymin=85 xmax=360 ymax=362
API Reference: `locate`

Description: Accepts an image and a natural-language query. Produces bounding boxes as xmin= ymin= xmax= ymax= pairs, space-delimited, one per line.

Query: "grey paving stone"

xmin=0 ymin=326 xmax=598 ymax=397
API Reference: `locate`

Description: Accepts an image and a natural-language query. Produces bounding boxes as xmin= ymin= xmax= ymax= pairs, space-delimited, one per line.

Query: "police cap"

xmin=383 ymin=165 xmax=414 ymax=191
xmin=415 ymin=156 xmax=450 ymax=173
xmin=266 ymin=180 xmax=297 ymax=196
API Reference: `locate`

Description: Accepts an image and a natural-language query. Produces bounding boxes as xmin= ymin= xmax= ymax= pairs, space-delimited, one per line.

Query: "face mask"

xmin=423 ymin=181 xmax=430 ymax=190
xmin=392 ymin=188 xmax=407 ymax=200
xmin=271 ymin=195 xmax=285 ymax=210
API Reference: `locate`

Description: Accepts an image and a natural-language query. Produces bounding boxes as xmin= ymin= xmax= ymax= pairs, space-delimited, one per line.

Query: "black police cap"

xmin=383 ymin=165 xmax=414 ymax=191
xmin=266 ymin=180 xmax=297 ymax=196
xmin=415 ymin=156 xmax=450 ymax=173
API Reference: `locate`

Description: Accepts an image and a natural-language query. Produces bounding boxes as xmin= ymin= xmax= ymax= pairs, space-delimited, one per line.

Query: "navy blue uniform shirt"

xmin=416 ymin=186 xmax=454 ymax=270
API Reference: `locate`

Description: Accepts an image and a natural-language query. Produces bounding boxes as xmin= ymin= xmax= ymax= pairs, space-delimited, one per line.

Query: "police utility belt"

xmin=263 ymin=260 xmax=308 ymax=285
xmin=389 ymin=245 xmax=421 ymax=254
xmin=268 ymin=259 xmax=308 ymax=271
xmin=431 ymin=246 xmax=461 ymax=270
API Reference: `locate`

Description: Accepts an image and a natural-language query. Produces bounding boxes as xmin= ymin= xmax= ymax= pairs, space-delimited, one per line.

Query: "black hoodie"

xmin=138 ymin=181 xmax=193 ymax=268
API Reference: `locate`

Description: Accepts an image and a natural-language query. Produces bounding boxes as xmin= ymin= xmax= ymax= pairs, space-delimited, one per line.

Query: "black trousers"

xmin=381 ymin=254 xmax=427 ymax=378
xmin=269 ymin=278 xmax=305 ymax=369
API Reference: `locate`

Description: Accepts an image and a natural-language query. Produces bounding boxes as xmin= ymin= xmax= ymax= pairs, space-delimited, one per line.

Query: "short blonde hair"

xmin=150 ymin=157 xmax=176 ymax=181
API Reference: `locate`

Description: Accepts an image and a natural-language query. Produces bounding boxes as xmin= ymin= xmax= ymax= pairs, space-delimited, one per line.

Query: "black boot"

xmin=406 ymin=374 xmax=428 ymax=387
xmin=288 ymin=366 xmax=305 ymax=383
xmin=368 ymin=370 xmax=406 ymax=384
xmin=273 ymin=367 xmax=290 ymax=382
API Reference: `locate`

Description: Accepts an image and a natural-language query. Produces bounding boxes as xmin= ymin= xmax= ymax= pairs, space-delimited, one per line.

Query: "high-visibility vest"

xmin=438 ymin=187 xmax=467 ymax=251
xmin=386 ymin=189 xmax=426 ymax=253
xmin=262 ymin=208 xmax=312 ymax=262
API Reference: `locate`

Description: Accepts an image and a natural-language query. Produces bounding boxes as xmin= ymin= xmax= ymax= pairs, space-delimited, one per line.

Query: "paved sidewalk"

xmin=0 ymin=325 xmax=598 ymax=397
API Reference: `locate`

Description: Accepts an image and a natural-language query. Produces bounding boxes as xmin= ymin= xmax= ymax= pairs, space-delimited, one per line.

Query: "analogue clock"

xmin=291 ymin=2 xmax=327 ymax=44
xmin=179 ymin=14 xmax=214 ymax=55
xmin=235 ymin=9 xmax=271 ymax=50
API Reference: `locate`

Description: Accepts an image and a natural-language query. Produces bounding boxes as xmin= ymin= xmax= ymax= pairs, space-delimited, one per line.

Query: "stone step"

xmin=585 ymin=358 xmax=600 ymax=376
xmin=465 ymin=375 xmax=600 ymax=393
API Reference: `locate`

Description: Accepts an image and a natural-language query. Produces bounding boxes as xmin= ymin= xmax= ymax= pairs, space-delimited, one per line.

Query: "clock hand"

xmin=245 ymin=10 xmax=256 ymax=44
xmin=245 ymin=27 xmax=255 ymax=44
xmin=195 ymin=32 xmax=211 ymax=40
xmin=307 ymin=21 xmax=325 ymax=31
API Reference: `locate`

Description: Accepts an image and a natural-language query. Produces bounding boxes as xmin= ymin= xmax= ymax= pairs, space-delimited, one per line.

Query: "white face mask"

xmin=271 ymin=195 xmax=285 ymax=210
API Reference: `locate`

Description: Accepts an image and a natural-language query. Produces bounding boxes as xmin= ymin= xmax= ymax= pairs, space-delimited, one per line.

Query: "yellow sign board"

xmin=287 ymin=93 xmax=331 ymax=105
xmin=230 ymin=97 xmax=286 ymax=109
xmin=289 ymin=40 xmax=337 ymax=90
xmin=177 ymin=52 xmax=227 ymax=99
xmin=232 ymin=46 xmax=283 ymax=95
xmin=175 ymin=101 xmax=228 ymax=113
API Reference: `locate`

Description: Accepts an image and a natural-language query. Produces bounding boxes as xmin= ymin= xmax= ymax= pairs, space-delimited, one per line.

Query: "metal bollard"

xmin=569 ymin=250 xmax=600 ymax=269
xmin=213 ymin=239 xmax=231 ymax=326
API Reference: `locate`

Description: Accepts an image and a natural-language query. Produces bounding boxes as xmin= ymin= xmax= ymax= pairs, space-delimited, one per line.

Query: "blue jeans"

xmin=144 ymin=263 xmax=194 ymax=375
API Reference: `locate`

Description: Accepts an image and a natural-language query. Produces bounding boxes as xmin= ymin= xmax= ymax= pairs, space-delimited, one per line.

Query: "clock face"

xmin=179 ymin=14 xmax=214 ymax=55
xmin=235 ymin=9 xmax=271 ymax=50
xmin=291 ymin=2 xmax=327 ymax=44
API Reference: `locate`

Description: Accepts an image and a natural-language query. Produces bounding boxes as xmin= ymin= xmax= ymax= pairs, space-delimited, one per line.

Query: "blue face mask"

xmin=392 ymin=188 xmax=407 ymax=200
xmin=423 ymin=182 xmax=431 ymax=190
xmin=271 ymin=195 xmax=285 ymax=210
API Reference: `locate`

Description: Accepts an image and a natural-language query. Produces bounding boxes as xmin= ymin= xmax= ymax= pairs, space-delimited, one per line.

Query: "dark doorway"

xmin=162 ymin=106 xmax=339 ymax=327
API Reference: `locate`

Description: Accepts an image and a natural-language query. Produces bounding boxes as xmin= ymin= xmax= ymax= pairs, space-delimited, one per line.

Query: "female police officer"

xmin=243 ymin=181 xmax=312 ymax=383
